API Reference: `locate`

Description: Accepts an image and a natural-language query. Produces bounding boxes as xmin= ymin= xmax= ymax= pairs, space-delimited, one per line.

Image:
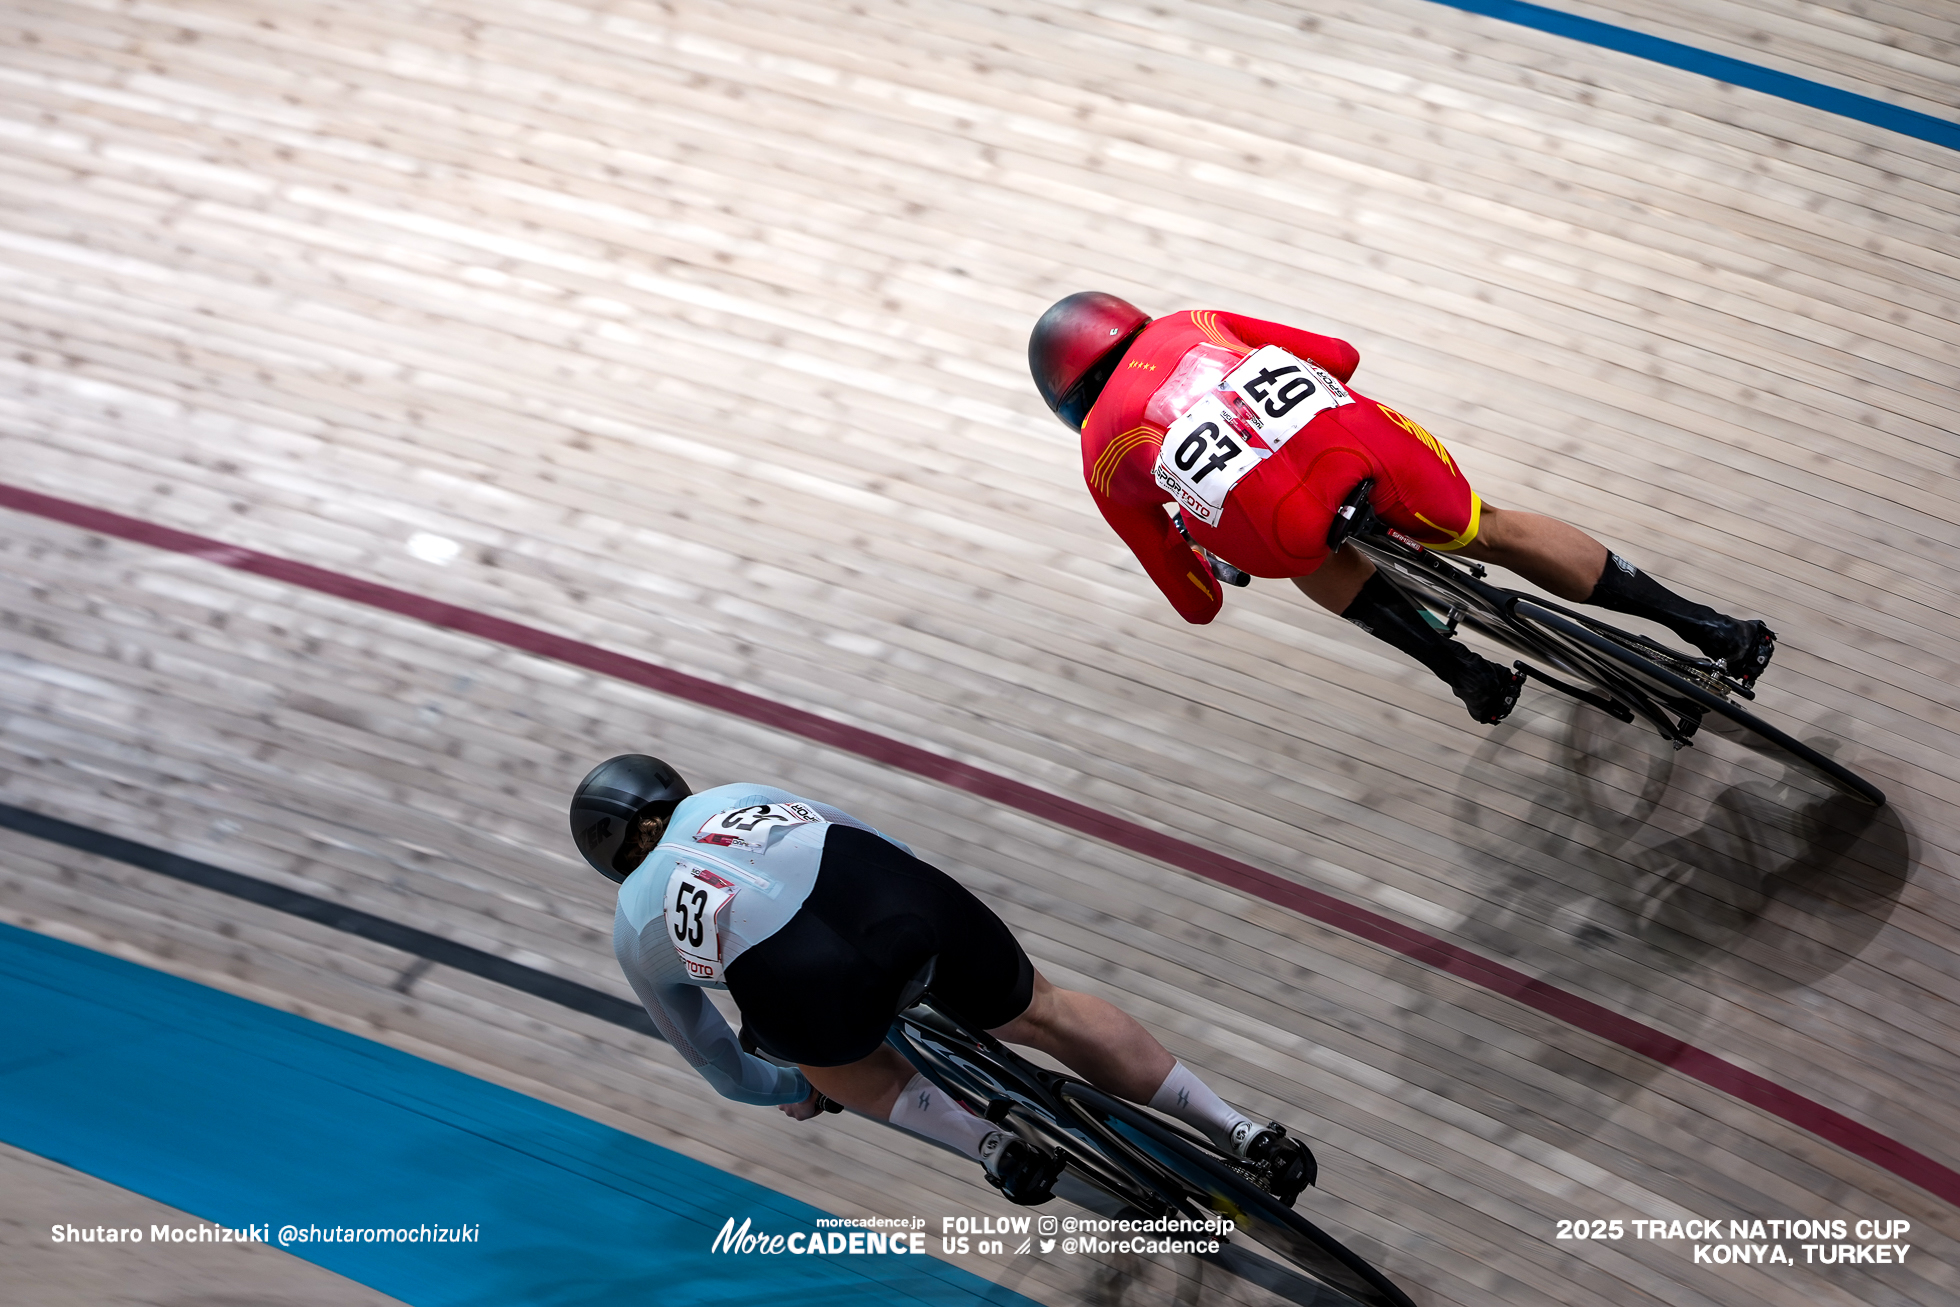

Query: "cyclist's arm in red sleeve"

xmin=1218 ymin=313 xmax=1360 ymax=383
xmin=1095 ymin=490 xmax=1224 ymax=625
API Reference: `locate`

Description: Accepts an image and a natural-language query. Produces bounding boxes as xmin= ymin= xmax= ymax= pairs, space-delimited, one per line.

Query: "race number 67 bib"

xmin=666 ymin=863 xmax=737 ymax=982
xmin=1152 ymin=346 xmax=1354 ymax=527
xmin=693 ymin=801 xmax=825 ymax=850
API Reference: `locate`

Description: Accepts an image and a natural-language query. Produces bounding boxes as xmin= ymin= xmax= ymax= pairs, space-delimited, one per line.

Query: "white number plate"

xmin=693 ymin=801 xmax=825 ymax=851
xmin=665 ymin=863 xmax=737 ymax=982
xmin=1152 ymin=346 xmax=1352 ymax=527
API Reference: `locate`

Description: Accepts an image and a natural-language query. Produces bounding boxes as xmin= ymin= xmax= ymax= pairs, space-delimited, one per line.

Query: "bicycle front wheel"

xmin=1512 ymin=600 xmax=1885 ymax=806
xmin=1059 ymin=1083 xmax=1418 ymax=1307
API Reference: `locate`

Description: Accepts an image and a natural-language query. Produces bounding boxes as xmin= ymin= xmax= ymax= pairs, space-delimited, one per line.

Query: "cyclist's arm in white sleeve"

xmin=613 ymin=909 xmax=811 ymax=1107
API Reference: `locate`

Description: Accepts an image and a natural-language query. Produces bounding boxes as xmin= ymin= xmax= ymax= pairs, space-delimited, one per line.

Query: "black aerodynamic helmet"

xmin=569 ymin=754 xmax=691 ymax=884
xmin=1028 ymin=291 xmax=1151 ymax=431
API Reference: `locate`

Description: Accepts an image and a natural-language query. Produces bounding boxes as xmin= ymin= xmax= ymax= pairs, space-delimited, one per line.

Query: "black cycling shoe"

xmin=1697 ymin=618 xmax=1776 ymax=689
xmin=1239 ymin=1123 xmax=1317 ymax=1207
xmin=979 ymin=1132 xmax=1063 ymax=1207
xmin=1450 ymin=656 xmax=1525 ymax=725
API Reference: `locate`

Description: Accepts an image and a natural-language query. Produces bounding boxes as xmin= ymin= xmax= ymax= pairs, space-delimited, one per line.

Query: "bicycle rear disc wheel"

xmin=1059 ymin=1083 xmax=1418 ymax=1307
xmin=1513 ymin=600 xmax=1885 ymax=806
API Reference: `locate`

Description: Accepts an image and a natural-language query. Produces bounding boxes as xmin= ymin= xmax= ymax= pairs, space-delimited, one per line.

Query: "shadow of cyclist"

xmin=1639 ymin=782 xmax=1911 ymax=995
xmin=1466 ymin=697 xmax=1907 ymax=988
xmin=1377 ymin=697 xmax=1912 ymax=1109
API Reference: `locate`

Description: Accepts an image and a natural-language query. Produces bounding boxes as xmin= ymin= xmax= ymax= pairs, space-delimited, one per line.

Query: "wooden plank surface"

xmin=0 ymin=1142 xmax=408 ymax=1307
xmin=2 ymin=1 xmax=1957 ymax=1304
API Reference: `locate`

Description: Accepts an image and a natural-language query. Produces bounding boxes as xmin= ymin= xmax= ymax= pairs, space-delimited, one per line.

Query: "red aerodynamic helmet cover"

xmin=1028 ymin=292 xmax=1151 ymax=429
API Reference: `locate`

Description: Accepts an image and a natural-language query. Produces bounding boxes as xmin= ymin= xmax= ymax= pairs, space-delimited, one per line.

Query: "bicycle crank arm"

xmin=1616 ymin=632 xmax=1757 ymax=700
xmin=1514 ymin=661 xmax=1634 ymax=723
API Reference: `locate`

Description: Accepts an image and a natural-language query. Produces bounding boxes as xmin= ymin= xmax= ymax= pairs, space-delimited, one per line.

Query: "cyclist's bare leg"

xmin=987 ymin=970 xmax=1174 ymax=1103
xmin=991 ymin=972 xmax=1269 ymax=1151
xmin=1455 ymin=505 xmax=1607 ymax=601
xmin=792 ymin=976 xmax=1225 ymax=1175
xmin=1462 ymin=505 xmax=1773 ymax=679
xmin=792 ymin=975 xmax=1182 ymax=1117
xmin=1288 ymin=542 xmax=1374 ymax=613
xmin=793 ymin=972 xmax=1289 ymax=1185
xmin=795 ymin=1046 xmax=1009 ymax=1172
xmin=788 ymin=973 xmax=1182 ymax=1123
xmin=1286 ymin=511 xmax=1608 ymax=611
xmin=796 ymin=1044 xmax=914 ymax=1118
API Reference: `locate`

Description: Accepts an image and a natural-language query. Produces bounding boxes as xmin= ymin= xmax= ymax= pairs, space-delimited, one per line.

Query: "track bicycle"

xmin=1311 ymin=479 xmax=1884 ymax=806
xmin=887 ymin=982 xmax=1420 ymax=1307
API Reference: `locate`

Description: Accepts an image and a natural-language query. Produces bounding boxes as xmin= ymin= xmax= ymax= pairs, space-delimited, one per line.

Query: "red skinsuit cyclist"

xmin=1032 ymin=293 xmax=1775 ymax=723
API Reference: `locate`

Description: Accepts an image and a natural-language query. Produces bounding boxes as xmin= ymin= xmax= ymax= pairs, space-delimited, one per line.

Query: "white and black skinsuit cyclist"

xmin=572 ymin=753 xmax=1315 ymax=1207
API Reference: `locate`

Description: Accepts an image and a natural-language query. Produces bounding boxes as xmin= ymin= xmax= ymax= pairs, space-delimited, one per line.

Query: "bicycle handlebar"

xmin=1170 ymin=510 xmax=1253 ymax=587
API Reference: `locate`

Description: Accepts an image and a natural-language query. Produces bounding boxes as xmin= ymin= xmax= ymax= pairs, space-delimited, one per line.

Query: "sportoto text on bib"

xmin=666 ymin=862 xmax=738 ymax=982
xmin=1152 ymin=346 xmax=1354 ymax=527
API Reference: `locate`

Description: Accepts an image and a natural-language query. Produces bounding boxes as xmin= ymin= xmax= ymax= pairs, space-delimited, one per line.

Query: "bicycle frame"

xmin=888 ymin=997 xmax=1418 ymax=1307
xmin=1317 ymin=480 xmax=1884 ymax=804
xmin=890 ymin=999 xmax=1202 ymax=1218
xmin=1333 ymin=495 xmax=1741 ymax=749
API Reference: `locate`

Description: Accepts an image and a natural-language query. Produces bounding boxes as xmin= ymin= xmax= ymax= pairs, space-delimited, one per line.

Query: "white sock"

xmin=1148 ymin=1061 xmax=1254 ymax=1150
xmin=887 ymin=1072 xmax=996 ymax=1159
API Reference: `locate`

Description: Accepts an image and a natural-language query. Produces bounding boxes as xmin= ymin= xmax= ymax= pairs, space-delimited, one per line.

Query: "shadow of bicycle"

xmin=1503 ymin=700 xmax=1902 ymax=982
xmin=1381 ymin=696 xmax=1912 ymax=1105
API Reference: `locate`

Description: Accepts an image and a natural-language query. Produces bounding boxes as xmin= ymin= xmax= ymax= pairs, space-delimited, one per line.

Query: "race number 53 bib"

xmin=693 ymin=801 xmax=825 ymax=850
xmin=1152 ymin=346 xmax=1353 ymax=527
xmin=666 ymin=863 xmax=737 ymax=982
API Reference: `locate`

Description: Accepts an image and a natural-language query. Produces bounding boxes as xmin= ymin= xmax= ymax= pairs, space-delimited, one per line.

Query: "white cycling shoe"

xmin=1226 ymin=1121 xmax=1318 ymax=1206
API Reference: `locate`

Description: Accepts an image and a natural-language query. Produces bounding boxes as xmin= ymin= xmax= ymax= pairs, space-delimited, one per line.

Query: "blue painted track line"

xmin=1431 ymin=0 xmax=1960 ymax=154
xmin=0 ymin=923 xmax=1030 ymax=1307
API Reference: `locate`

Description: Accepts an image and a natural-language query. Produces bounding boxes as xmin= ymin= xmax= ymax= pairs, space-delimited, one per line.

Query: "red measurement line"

xmin=4 ymin=480 xmax=1952 ymax=1208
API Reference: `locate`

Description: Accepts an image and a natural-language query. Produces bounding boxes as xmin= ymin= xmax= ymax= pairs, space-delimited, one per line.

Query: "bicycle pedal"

xmin=981 ymin=1135 xmax=1063 ymax=1207
xmin=1242 ymin=1124 xmax=1316 ymax=1206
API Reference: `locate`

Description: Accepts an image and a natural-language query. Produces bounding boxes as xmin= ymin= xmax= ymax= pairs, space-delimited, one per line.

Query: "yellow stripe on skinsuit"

xmin=1378 ymin=406 xmax=1459 ymax=477
xmin=1092 ymin=430 xmax=1155 ymax=496
xmin=1191 ymin=311 xmax=1240 ymax=352
xmin=1415 ymin=493 xmax=1482 ymax=552
xmin=1092 ymin=426 xmax=1158 ymax=495
xmin=1187 ymin=570 xmax=1216 ymax=600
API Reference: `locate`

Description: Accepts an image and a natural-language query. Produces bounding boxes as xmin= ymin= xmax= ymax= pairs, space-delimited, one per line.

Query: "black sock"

xmin=1341 ymin=572 xmax=1480 ymax=685
xmin=1586 ymin=552 xmax=1728 ymax=648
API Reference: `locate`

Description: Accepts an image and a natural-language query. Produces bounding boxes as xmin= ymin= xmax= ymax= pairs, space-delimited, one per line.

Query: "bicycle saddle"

xmin=1325 ymin=476 xmax=1380 ymax=552
xmin=895 ymin=955 xmax=938 ymax=1014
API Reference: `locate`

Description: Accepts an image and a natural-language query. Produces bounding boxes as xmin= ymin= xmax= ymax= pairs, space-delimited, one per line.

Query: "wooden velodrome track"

xmin=1 ymin=0 xmax=1955 ymax=1304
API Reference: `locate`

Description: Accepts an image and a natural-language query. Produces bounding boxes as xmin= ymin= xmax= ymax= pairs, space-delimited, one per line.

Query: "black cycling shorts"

xmin=723 ymin=825 xmax=1034 ymax=1067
